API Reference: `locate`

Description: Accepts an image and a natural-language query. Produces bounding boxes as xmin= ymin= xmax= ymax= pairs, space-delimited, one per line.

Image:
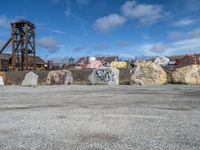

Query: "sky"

xmin=0 ymin=0 xmax=200 ymax=62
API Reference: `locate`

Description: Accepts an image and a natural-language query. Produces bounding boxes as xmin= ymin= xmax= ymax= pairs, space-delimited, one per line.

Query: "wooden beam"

xmin=11 ymin=24 xmax=16 ymax=71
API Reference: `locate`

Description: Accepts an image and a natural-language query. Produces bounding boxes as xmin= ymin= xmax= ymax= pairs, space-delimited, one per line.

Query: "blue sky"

xmin=0 ymin=0 xmax=200 ymax=62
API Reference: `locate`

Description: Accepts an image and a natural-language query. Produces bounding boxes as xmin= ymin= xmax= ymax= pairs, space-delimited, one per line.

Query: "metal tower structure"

xmin=0 ymin=19 xmax=36 ymax=71
xmin=11 ymin=19 xmax=36 ymax=71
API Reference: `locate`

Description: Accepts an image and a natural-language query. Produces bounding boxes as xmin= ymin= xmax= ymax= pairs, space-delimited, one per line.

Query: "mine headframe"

xmin=11 ymin=19 xmax=36 ymax=71
xmin=0 ymin=19 xmax=36 ymax=71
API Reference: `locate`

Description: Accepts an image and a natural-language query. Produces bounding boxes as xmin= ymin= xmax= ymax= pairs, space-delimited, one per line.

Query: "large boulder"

xmin=131 ymin=61 xmax=168 ymax=85
xmin=0 ymin=76 xmax=4 ymax=86
xmin=46 ymin=70 xmax=73 ymax=85
xmin=22 ymin=72 xmax=38 ymax=86
xmin=0 ymin=72 xmax=9 ymax=85
xmin=88 ymin=67 xmax=119 ymax=85
xmin=172 ymin=65 xmax=200 ymax=85
xmin=154 ymin=56 xmax=170 ymax=66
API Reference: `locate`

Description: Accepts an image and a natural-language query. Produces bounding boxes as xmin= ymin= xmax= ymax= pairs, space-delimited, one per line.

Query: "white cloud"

xmin=38 ymin=37 xmax=61 ymax=53
xmin=173 ymin=18 xmax=196 ymax=27
xmin=188 ymin=28 xmax=200 ymax=39
xmin=168 ymin=28 xmax=200 ymax=42
xmin=168 ymin=32 xmax=183 ymax=41
xmin=163 ymin=38 xmax=200 ymax=55
xmin=0 ymin=15 xmax=29 ymax=29
xmin=142 ymin=37 xmax=200 ymax=56
xmin=0 ymin=15 xmax=10 ymax=28
xmin=137 ymin=44 xmax=155 ymax=56
xmin=40 ymin=26 xmax=66 ymax=35
xmin=51 ymin=29 xmax=66 ymax=35
xmin=166 ymin=29 xmax=200 ymax=54
xmin=172 ymin=38 xmax=200 ymax=49
xmin=150 ymin=43 xmax=169 ymax=54
xmin=121 ymin=0 xmax=168 ymax=24
xmin=93 ymin=14 xmax=126 ymax=33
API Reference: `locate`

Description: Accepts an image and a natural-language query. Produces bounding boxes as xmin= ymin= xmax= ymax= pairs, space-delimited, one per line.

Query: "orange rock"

xmin=0 ymin=72 xmax=10 ymax=85
xmin=131 ymin=61 xmax=168 ymax=85
xmin=172 ymin=65 xmax=200 ymax=85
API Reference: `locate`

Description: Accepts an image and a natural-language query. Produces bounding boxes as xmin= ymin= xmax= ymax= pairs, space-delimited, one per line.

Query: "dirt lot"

xmin=0 ymin=85 xmax=200 ymax=150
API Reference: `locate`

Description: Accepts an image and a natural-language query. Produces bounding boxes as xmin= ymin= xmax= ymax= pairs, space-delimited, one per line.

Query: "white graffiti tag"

xmin=96 ymin=69 xmax=115 ymax=82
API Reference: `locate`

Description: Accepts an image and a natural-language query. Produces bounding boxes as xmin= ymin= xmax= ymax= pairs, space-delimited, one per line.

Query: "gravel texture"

xmin=0 ymin=85 xmax=200 ymax=150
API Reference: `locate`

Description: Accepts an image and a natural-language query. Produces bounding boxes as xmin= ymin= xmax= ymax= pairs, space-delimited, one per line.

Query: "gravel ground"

xmin=0 ymin=85 xmax=200 ymax=150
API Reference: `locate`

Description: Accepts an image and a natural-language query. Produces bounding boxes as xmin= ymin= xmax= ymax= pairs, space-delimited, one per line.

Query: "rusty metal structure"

xmin=0 ymin=19 xmax=36 ymax=71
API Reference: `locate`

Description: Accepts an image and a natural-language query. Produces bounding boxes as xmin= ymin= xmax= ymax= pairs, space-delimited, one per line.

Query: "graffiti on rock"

xmin=89 ymin=67 xmax=119 ymax=85
xmin=95 ymin=69 xmax=115 ymax=82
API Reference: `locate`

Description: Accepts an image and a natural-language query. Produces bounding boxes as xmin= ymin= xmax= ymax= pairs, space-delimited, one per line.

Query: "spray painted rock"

xmin=46 ymin=70 xmax=73 ymax=85
xmin=22 ymin=72 xmax=38 ymax=86
xmin=172 ymin=65 xmax=200 ymax=85
xmin=131 ymin=61 xmax=167 ymax=85
xmin=89 ymin=67 xmax=119 ymax=85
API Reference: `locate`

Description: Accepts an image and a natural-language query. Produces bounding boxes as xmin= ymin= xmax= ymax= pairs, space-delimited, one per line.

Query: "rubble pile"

xmin=131 ymin=61 xmax=168 ymax=85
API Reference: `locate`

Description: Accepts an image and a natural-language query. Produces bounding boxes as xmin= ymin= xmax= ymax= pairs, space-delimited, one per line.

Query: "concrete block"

xmin=22 ymin=72 xmax=38 ymax=86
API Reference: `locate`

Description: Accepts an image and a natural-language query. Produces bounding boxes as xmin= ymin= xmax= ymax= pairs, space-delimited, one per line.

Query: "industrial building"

xmin=0 ymin=53 xmax=45 ymax=71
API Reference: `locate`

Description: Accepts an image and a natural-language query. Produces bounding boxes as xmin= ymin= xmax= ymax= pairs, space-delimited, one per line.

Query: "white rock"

xmin=0 ymin=76 xmax=4 ymax=86
xmin=154 ymin=56 xmax=170 ymax=66
xmin=22 ymin=72 xmax=38 ymax=86
xmin=89 ymin=67 xmax=119 ymax=85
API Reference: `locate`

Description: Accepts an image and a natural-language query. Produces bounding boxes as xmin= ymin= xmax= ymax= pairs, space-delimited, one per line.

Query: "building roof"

xmin=0 ymin=53 xmax=45 ymax=65
xmin=76 ymin=56 xmax=118 ymax=64
xmin=96 ymin=56 xmax=118 ymax=64
xmin=76 ymin=57 xmax=88 ymax=64
xmin=0 ymin=53 xmax=11 ymax=60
